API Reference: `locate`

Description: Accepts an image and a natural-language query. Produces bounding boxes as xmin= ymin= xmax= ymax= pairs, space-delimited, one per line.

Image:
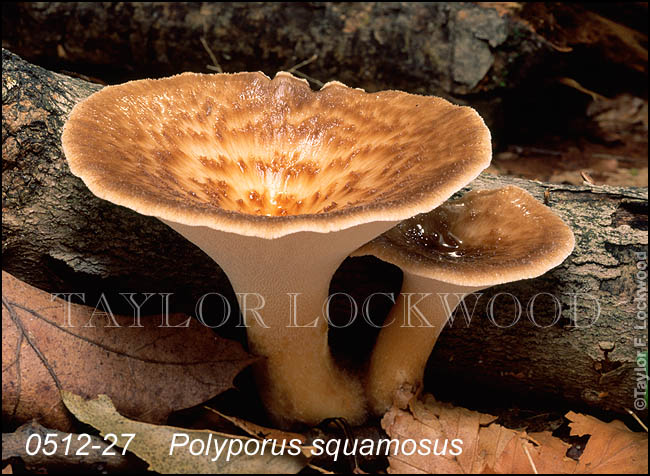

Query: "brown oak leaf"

xmin=381 ymin=394 xmax=648 ymax=474
xmin=567 ymin=411 xmax=648 ymax=473
xmin=2 ymin=271 xmax=256 ymax=431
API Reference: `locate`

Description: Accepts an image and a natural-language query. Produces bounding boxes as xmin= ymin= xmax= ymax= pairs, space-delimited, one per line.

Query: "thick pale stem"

xmin=366 ymin=272 xmax=481 ymax=414
xmin=163 ymin=219 xmax=396 ymax=425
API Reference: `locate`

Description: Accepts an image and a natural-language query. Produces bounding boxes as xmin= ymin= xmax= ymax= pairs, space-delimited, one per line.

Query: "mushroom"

xmin=353 ymin=186 xmax=575 ymax=415
xmin=61 ymin=71 xmax=492 ymax=425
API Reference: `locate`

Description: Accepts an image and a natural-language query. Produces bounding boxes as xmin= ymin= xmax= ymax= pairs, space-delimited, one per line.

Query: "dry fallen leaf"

xmin=382 ymin=394 xmax=648 ymax=474
xmin=62 ymin=392 xmax=307 ymax=474
xmin=567 ymin=411 xmax=648 ymax=473
xmin=2 ymin=271 xmax=256 ymax=431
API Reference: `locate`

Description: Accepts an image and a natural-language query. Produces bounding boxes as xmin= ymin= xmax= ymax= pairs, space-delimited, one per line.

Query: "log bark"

xmin=2 ymin=49 xmax=648 ymax=420
xmin=4 ymin=2 xmax=647 ymax=151
xmin=1 ymin=2 xmax=550 ymax=96
xmin=2 ymin=48 xmax=238 ymax=333
xmin=4 ymin=2 xmax=645 ymax=94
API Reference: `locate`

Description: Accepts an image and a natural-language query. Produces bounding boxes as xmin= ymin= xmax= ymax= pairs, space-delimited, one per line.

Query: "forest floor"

xmin=489 ymin=93 xmax=648 ymax=187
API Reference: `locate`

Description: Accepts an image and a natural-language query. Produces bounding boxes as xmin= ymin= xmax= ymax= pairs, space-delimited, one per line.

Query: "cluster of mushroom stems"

xmin=62 ymin=71 xmax=575 ymax=427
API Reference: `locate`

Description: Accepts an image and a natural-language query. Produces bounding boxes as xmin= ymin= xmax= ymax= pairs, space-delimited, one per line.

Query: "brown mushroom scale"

xmin=378 ymin=187 xmax=573 ymax=283
xmin=62 ymin=71 xmax=492 ymax=426
xmin=64 ymin=72 xmax=491 ymax=235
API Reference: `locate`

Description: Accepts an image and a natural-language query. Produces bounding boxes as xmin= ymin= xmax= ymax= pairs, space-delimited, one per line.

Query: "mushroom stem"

xmin=366 ymin=273 xmax=480 ymax=415
xmin=163 ymin=219 xmax=396 ymax=426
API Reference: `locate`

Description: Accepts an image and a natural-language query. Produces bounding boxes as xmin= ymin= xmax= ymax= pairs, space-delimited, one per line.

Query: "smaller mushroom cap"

xmin=353 ymin=186 xmax=575 ymax=287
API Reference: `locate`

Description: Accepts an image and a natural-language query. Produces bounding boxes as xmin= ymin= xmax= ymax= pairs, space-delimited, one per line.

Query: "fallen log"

xmin=1 ymin=2 xmax=549 ymax=96
xmin=3 ymin=3 xmax=646 ymax=95
xmin=2 ymin=49 xmax=648 ymax=420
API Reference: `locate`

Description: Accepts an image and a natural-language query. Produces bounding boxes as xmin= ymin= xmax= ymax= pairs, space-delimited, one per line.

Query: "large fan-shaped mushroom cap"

xmin=62 ymin=71 xmax=491 ymax=238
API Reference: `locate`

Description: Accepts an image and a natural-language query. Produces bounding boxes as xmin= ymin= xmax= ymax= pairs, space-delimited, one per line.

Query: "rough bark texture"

xmin=2 ymin=48 xmax=238 ymax=333
xmin=1 ymin=2 xmax=548 ymax=95
xmin=5 ymin=2 xmax=646 ymax=93
xmin=2 ymin=49 xmax=648 ymax=420
xmin=3 ymin=2 xmax=647 ymax=150
xmin=427 ymin=175 xmax=648 ymax=419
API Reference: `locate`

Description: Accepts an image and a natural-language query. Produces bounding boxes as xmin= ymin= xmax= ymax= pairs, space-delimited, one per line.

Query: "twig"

xmin=580 ymin=170 xmax=595 ymax=185
xmin=626 ymin=408 xmax=649 ymax=432
xmin=509 ymin=145 xmax=563 ymax=157
xmin=290 ymin=70 xmax=324 ymax=87
xmin=200 ymin=37 xmax=223 ymax=73
xmin=557 ymin=77 xmax=609 ymax=102
xmin=521 ymin=441 xmax=539 ymax=474
xmin=287 ymin=54 xmax=318 ymax=73
xmin=286 ymin=54 xmax=324 ymax=87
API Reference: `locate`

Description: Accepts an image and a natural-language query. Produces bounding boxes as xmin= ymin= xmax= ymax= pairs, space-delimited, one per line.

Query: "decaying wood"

xmin=4 ymin=3 xmax=646 ymax=96
xmin=2 ymin=49 xmax=237 ymax=326
xmin=427 ymin=174 xmax=648 ymax=420
xmin=0 ymin=2 xmax=550 ymax=97
xmin=2 ymin=49 xmax=648 ymax=420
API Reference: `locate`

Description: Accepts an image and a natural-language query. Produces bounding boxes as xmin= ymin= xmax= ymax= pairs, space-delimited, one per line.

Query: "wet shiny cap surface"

xmin=62 ymin=71 xmax=491 ymax=238
xmin=354 ymin=186 xmax=575 ymax=286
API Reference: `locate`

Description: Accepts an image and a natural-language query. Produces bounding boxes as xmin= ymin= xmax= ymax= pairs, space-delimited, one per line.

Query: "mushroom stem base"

xmin=366 ymin=273 xmax=481 ymax=415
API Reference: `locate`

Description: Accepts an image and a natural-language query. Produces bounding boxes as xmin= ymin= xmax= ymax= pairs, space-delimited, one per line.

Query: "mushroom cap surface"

xmin=354 ymin=186 xmax=575 ymax=287
xmin=62 ymin=71 xmax=491 ymax=238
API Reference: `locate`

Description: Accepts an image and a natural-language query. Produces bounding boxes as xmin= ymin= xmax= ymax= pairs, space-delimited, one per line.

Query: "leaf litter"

xmin=61 ymin=392 xmax=307 ymax=474
xmin=381 ymin=394 xmax=648 ymax=474
xmin=2 ymin=271 xmax=256 ymax=431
